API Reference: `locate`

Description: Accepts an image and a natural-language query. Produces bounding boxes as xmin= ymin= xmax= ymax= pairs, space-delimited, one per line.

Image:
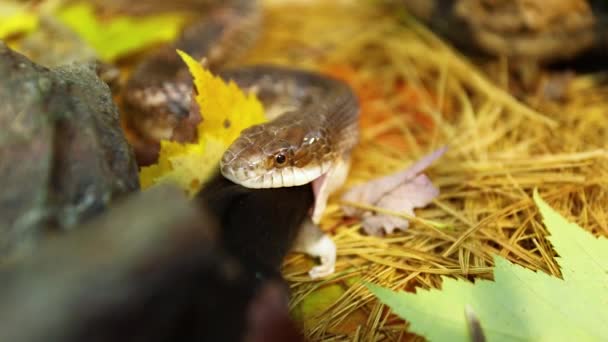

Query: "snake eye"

xmin=275 ymin=153 xmax=287 ymax=165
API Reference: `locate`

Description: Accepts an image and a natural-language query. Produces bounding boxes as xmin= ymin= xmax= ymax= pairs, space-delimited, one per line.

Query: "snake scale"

xmin=123 ymin=0 xmax=360 ymax=278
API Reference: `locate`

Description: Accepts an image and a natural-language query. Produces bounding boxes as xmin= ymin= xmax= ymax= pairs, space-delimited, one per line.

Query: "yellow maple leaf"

xmin=139 ymin=51 xmax=267 ymax=196
xmin=55 ymin=3 xmax=186 ymax=62
xmin=179 ymin=50 xmax=267 ymax=145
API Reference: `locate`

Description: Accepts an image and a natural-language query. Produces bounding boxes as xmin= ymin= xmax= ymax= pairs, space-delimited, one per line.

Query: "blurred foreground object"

xmin=402 ymin=0 xmax=607 ymax=63
xmin=0 ymin=43 xmax=138 ymax=261
xmin=0 ymin=185 xmax=303 ymax=342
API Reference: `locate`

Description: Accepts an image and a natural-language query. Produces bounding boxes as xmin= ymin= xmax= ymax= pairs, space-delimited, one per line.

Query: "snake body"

xmin=123 ymin=0 xmax=360 ymax=190
xmin=123 ymin=0 xmax=262 ymax=147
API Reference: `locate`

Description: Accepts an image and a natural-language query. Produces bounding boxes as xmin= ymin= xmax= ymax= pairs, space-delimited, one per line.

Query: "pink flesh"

xmin=312 ymin=173 xmax=327 ymax=198
xmin=309 ymin=173 xmax=328 ymax=215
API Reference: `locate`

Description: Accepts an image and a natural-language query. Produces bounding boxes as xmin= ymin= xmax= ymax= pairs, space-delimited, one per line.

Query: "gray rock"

xmin=0 ymin=43 xmax=138 ymax=260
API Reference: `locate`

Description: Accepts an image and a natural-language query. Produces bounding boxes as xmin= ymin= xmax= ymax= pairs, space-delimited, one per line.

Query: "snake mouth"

xmin=220 ymin=163 xmax=329 ymax=189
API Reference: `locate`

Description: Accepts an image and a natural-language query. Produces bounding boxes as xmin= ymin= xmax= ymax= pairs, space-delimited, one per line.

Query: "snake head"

xmin=219 ymin=122 xmax=334 ymax=188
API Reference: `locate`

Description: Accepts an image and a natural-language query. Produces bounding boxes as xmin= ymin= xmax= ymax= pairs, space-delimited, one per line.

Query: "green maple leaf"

xmin=367 ymin=190 xmax=608 ymax=341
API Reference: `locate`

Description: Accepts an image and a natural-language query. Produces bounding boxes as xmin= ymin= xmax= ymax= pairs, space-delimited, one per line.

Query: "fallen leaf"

xmin=367 ymin=189 xmax=608 ymax=341
xmin=292 ymin=280 xmax=368 ymax=334
xmin=182 ymin=51 xmax=266 ymax=146
xmin=360 ymin=174 xmax=440 ymax=235
xmin=0 ymin=3 xmax=38 ymax=39
xmin=292 ymin=284 xmax=345 ymax=328
xmin=55 ymin=3 xmax=186 ymax=62
xmin=139 ymin=51 xmax=266 ymax=196
xmin=16 ymin=16 xmax=98 ymax=68
xmin=341 ymin=146 xmax=446 ymax=235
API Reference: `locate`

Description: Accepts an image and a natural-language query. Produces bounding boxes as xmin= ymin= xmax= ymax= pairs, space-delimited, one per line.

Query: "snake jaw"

xmin=220 ymin=160 xmax=327 ymax=189
xmin=220 ymin=123 xmax=335 ymax=188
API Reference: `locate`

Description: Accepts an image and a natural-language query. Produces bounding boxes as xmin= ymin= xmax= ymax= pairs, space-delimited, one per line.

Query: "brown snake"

xmin=124 ymin=0 xmax=359 ymax=190
xmin=122 ymin=0 xmax=359 ymax=278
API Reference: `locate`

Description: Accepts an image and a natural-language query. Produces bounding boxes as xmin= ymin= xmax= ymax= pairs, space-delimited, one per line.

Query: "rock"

xmin=0 ymin=43 xmax=138 ymax=260
xmin=402 ymin=0 xmax=607 ymax=63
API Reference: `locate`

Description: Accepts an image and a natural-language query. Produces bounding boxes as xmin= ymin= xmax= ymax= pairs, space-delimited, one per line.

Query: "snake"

xmin=121 ymin=0 xmax=359 ymax=278
xmin=123 ymin=0 xmax=359 ymax=223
